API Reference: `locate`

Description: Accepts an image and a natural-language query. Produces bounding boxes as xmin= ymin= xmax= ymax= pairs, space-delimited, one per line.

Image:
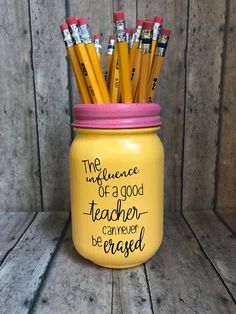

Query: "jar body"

xmin=70 ymin=127 xmax=164 ymax=268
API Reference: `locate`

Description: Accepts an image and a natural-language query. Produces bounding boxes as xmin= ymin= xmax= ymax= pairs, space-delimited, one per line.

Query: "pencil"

xmin=130 ymin=21 xmax=145 ymax=99
xmin=126 ymin=27 xmax=131 ymax=46
xmin=66 ymin=17 xmax=104 ymax=104
xmin=129 ymin=20 xmax=144 ymax=72
xmin=147 ymin=28 xmax=171 ymax=103
xmin=113 ymin=11 xmax=132 ymax=103
xmin=128 ymin=28 xmax=136 ymax=49
xmin=94 ymin=34 xmax=102 ymax=65
xmin=104 ymin=35 xmax=115 ymax=88
xmin=78 ymin=17 xmax=111 ymax=103
xmin=60 ymin=22 xmax=91 ymax=104
xmin=150 ymin=16 xmax=163 ymax=71
xmin=109 ymin=44 xmax=120 ymax=103
xmin=138 ymin=20 xmax=154 ymax=103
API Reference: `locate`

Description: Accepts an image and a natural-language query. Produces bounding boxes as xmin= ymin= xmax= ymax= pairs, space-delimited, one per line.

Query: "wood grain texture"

xmin=184 ymin=210 xmax=236 ymax=299
xmin=0 ymin=212 xmax=36 ymax=264
xmin=30 ymin=0 xmax=71 ymax=211
xmin=0 ymin=212 xmax=69 ymax=314
xmin=217 ymin=209 xmax=236 ymax=233
xmin=138 ymin=0 xmax=188 ymax=213
xmin=68 ymin=0 xmax=113 ymax=104
xmin=182 ymin=1 xmax=226 ymax=211
xmin=113 ymin=0 xmax=137 ymax=27
xmin=0 ymin=1 xmax=41 ymax=211
xmin=216 ymin=0 xmax=236 ymax=213
xmin=112 ymin=267 xmax=152 ymax=313
xmin=146 ymin=213 xmax=236 ymax=313
xmin=32 ymin=227 xmax=112 ymax=314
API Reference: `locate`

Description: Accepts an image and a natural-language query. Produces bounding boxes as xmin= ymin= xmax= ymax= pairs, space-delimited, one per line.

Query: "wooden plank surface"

xmin=32 ymin=226 xmax=152 ymax=314
xmin=0 ymin=212 xmax=69 ymax=314
xmin=138 ymin=0 xmax=188 ymax=213
xmin=0 ymin=212 xmax=36 ymax=264
xmin=217 ymin=209 xmax=236 ymax=233
xmin=112 ymin=267 xmax=152 ymax=313
xmin=216 ymin=1 xmax=236 ymax=212
xmin=184 ymin=210 xmax=236 ymax=299
xmin=0 ymin=1 xmax=41 ymax=211
xmin=68 ymin=0 xmax=113 ymax=104
xmin=182 ymin=1 xmax=226 ymax=211
xmin=113 ymin=0 xmax=137 ymax=27
xmin=30 ymin=0 xmax=71 ymax=211
xmin=146 ymin=213 xmax=235 ymax=313
xmin=32 ymin=227 xmax=112 ymax=314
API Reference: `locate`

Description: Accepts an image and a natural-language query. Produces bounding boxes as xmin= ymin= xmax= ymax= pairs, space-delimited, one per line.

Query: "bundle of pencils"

xmin=60 ymin=11 xmax=170 ymax=104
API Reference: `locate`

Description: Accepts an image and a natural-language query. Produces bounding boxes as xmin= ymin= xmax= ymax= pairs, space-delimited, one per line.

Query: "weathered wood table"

xmin=0 ymin=211 xmax=235 ymax=313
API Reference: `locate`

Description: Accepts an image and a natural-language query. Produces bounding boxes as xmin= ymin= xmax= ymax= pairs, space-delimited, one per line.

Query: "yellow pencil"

xmin=78 ymin=17 xmax=111 ymax=104
xmin=66 ymin=17 xmax=104 ymax=104
xmin=150 ymin=16 xmax=163 ymax=71
xmin=138 ymin=20 xmax=154 ymax=102
xmin=147 ymin=28 xmax=171 ymax=103
xmin=104 ymin=35 xmax=115 ymax=88
xmin=60 ymin=22 xmax=91 ymax=104
xmin=129 ymin=20 xmax=144 ymax=72
xmin=128 ymin=28 xmax=136 ymax=55
xmin=126 ymin=28 xmax=131 ymax=50
xmin=113 ymin=11 xmax=132 ymax=103
xmin=109 ymin=44 xmax=120 ymax=103
xmin=94 ymin=34 xmax=102 ymax=66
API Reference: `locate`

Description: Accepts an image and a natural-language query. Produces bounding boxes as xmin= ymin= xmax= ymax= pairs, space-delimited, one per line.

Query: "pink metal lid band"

xmin=72 ymin=103 xmax=161 ymax=129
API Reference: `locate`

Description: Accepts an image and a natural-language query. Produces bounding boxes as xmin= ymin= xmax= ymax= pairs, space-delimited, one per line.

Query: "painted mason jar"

xmin=70 ymin=103 xmax=164 ymax=268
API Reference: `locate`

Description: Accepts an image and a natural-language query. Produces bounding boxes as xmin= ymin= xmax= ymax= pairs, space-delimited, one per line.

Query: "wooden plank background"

xmin=0 ymin=0 xmax=235 ymax=224
xmin=216 ymin=0 xmax=236 ymax=223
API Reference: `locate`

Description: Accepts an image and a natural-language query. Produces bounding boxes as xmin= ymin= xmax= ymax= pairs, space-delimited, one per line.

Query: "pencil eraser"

xmin=143 ymin=20 xmax=154 ymax=30
xmin=66 ymin=16 xmax=77 ymax=26
xmin=78 ymin=17 xmax=88 ymax=26
xmin=60 ymin=22 xmax=68 ymax=31
xmin=94 ymin=34 xmax=101 ymax=40
xmin=130 ymin=28 xmax=136 ymax=34
xmin=109 ymin=35 xmax=116 ymax=40
xmin=126 ymin=28 xmax=132 ymax=34
xmin=161 ymin=28 xmax=171 ymax=36
xmin=154 ymin=16 xmax=164 ymax=24
xmin=137 ymin=19 xmax=144 ymax=27
xmin=113 ymin=11 xmax=125 ymax=22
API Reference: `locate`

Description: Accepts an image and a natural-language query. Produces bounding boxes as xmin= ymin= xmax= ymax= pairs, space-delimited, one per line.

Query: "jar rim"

xmin=72 ymin=103 xmax=161 ymax=129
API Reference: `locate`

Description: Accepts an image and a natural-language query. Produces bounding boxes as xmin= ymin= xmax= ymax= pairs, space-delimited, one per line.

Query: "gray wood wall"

xmin=0 ymin=0 xmax=235 ymax=221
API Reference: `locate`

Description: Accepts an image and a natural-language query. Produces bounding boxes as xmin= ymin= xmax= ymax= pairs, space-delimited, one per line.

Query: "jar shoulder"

xmin=70 ymin=133 xmax=164 ymax=159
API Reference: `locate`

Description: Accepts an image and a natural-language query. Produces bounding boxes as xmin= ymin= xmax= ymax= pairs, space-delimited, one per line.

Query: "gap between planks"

xmin=182 ymin=210 xmax=236 ymax=303
xmin=0 ymin=211 xmax=69 ymax=314
xmin=0 ymin=212 xmax=37 ymax=266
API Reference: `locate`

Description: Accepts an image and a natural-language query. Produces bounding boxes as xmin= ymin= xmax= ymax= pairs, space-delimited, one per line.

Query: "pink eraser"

xmin=154 ymin=16 xmax=164 ymax=24
xmin=130 ymin=28 xmax=136 ymax=34
xmin=161 ymin=28 xmax=171 ymax=36
xmin=126 ymin=27 xmax=132 ymax=34
xmin=77 ymin=17 xmax=88 ymax=26
xmin=113 ymin=11 xmax=125 ymax=22
xmin=137 ymin=19 xmax=144 ymax=27
xmin=109 ymin=35 xmax=116 ymax=40
xmin=60 ymin=22 xmax=68 ymax=31
xmin=94 ymin=34 xmax=101 ymax=40
xmin=66 ymin=16 xmax=77 ymax=26
xmin=143 ymin=20 xmax=154 ymax=30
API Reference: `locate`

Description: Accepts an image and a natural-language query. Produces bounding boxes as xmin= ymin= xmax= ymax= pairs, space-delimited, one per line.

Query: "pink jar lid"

xmin=72 ymin=103 xmax=161 ymax=129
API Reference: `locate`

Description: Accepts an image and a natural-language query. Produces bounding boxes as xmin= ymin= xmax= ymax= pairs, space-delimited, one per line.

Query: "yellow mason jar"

xmin=70 ymin=103 xmax=164 ymax=268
